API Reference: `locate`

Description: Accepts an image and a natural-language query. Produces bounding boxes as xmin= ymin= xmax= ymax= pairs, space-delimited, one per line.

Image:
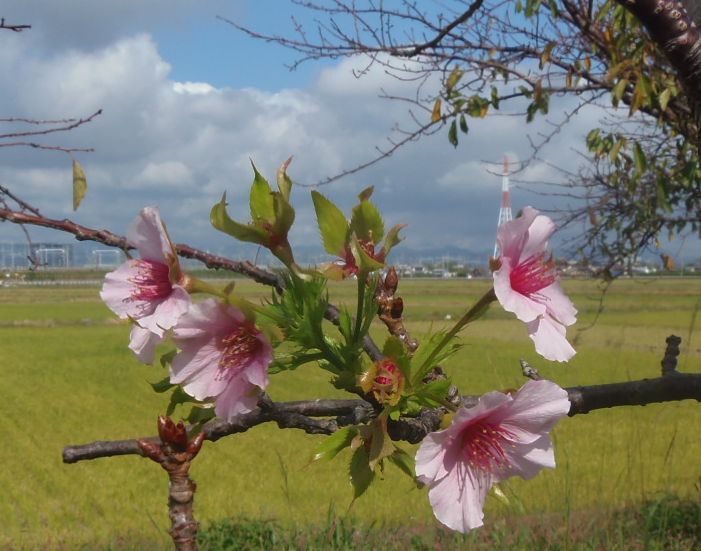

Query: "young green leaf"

xmin=349 ymin=447 xmax=375 ymax=500
xmin=350 ymin=198 xmax=385 ymax=244
xmin=367 ymin=420 xmax=396 ymax=471
xmin=211 ymin=194 xmax=269 ymax=245
xmin=150 ymin=376 xmax=174 ymax=393
xmin=276 ymin=156 xmax=293 ymax=201
xmin=312 ymin=427 xmax=357 ymax=462
xmin=388 ymin=448 xmax=415 ymax=480
xmin=382 ymin=224 xmax=405 ymax=258
xmin=249 ymin=162 xmax=275 ymax=224
xmin=311 ymin=191 xmax=349 ymax=256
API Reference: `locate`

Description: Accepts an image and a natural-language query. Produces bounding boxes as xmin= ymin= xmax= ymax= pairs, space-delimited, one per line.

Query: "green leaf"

xmin=338 ymin=308 xmax=354 ymax=343
xmin=150 ymin=376 xmax=174 ymax=393
xmin=313 ymin=427 xmax=357 ymax=462
xmin=414 ymin=379 xmax=452 ymax=407
xmin=311 ymin=191 xmax=349 ymax=256
xmin=382 ymin=223 xmax=405 ymax=258
xmin=459 ymin=114 xmax=468 ymax=134
xmin=448 ymin=120 xmax=458 ymax=147
xmin=249 ymin=162 xmax=275 ymax=224
xmin=612 ymin=79 xmax=628 ymax=105
xmin=388 ymin=448 xmax=415 ymax=479
xmin=211 ymin=194 xmax=269 ymax=245
xmin=276 ymin=157 xmax=293 ymax=201
xmin=658 ymin=88 xmax=672 ymax=111
xmin=357 ymin=186 xmax=374 ymax=202
xmin=166 ymin=386 xmax=198 ymax=416
xmin=349 ymin=447 xmax=375 ymax=500
xmin=382 ymin=336 xmax=405 ymax=360
xmin=72 ymin=160 xmax=87 ymax=211
xmin=159 ymin=349 xmax=177 ymax=369
xmin=186 ymin=405 xmax=216 ymax=425
xmin=350 ymin=195 xmax=385 ymax=244
xmin=272 ymin=192 xmax=295 ymax=236
xmin=367 ymin=420 xmax=396 ymax=471
xmin=633 ymin=142 xmax=647 ymax=174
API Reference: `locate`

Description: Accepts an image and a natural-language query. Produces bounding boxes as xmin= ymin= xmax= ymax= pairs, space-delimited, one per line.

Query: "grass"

xmin=0 ymin=277 xmax=699 ymax=549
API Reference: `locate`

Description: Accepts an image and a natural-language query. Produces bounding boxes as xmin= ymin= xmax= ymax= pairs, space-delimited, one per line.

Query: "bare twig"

xmin=520 ymin=358 xmax=543 ymax=380
xmin=0 ymin=109 xmax=102 ymax=140
xmin=0 ymin=18 xmax=30 ymax=32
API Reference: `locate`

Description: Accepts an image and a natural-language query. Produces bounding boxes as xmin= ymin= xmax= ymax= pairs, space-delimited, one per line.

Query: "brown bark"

xmin=138 ymin=417 xmax=205 ymax=551
xmin=615 ymin=0 xmax=701 ymax=147
xmin=64 ymin=335 xmax=701 ymax=460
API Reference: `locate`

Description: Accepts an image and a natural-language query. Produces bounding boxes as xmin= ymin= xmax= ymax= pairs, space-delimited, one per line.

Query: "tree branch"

xmin=63 ymin=371 xmax=701 ymax=461
xmin=0 ymin=18 xmax=30 ymax=32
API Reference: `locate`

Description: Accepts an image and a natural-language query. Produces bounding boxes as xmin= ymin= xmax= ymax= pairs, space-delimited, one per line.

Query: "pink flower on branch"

xmin=492 ymin=206 xmax=577 ymax=362
xmin=100 ymin=207 xmax=190 ymax=363
xmin=170 ymin=299 xmax=272 ymax=421
xmin=415 ymin=379 xmax=570 ymax=533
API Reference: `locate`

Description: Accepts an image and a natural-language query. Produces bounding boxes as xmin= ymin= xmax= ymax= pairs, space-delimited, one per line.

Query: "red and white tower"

xmin=493 ymin=156 xmax=513 ymax=258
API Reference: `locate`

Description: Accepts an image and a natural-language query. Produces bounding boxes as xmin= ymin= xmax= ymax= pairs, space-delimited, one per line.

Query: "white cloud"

xmin=133 ymin=161 xmax=194 ymax=189
xmin=173 ymin=82 xmax=216 ymax=95
xmin=2 ymin=12 xmax=695 ymax=260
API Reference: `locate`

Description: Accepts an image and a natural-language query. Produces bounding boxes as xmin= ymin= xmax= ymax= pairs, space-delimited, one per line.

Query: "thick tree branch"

xmin=63 ymin=371 xmax=701 ymax=461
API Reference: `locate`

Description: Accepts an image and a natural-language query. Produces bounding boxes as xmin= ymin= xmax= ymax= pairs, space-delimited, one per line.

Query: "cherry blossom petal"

xmin=539 ymin=283 xmax=577 ymax=326
xmin=527 ymin=316 xmax=576 ymax=362
xmin=519 ymin=212 xmax=555 ymax=261
xmin=128 ymin=325 xmax=163 ymax=364
xmin=415 ymin=379 xmax=569 ymax=534
xmin=214 ymin=378 xmax=261 ymax=419
xmin=127 ymin=207 xmax=173 ymax=263
xmin=139 ymin=286 xmax=191 ymax=334
xmin=427 ymin=462 xmax=490 ymax=533
xmin=170 ymin=299 xmax=272 ymax=422
xmin=493 ymin=258 xmax=546 ymax=323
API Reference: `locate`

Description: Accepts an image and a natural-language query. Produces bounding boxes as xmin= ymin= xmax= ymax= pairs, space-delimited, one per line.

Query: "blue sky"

xmin=0 ymin=1 xmax=697 ymax=264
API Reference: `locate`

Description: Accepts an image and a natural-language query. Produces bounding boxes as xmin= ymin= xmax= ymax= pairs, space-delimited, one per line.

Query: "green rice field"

xmin=1 ymin=276 xmax=700 ymax=549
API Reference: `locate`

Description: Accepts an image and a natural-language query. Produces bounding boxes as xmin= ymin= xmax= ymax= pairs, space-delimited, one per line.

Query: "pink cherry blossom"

xmin=170 ymin=299 xmax=272 ymax=421
xmin=493 ymin=206 xmax=577 ymax=361
xmin=100 ymin=207 xmax=190 ymax=363
xmin=415 ymin=379 xmax=570 ymax=533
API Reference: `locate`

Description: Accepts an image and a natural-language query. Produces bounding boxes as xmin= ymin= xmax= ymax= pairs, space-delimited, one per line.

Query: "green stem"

xmin=183 ymin=276 xmax=227 ymax=298
xmin=353 ymin=274 xmax=366 ymax=342
xmin=417 ymin=287 xmax=497 ymax=376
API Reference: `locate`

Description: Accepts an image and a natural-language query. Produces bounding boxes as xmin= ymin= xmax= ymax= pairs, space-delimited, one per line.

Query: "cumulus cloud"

xmin=0 ymin=9 xmax=643 ymax=260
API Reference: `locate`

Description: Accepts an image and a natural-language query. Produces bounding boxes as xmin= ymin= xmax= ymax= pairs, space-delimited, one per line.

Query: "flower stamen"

xmin=460 ymin=419 xmax=513 ymax=473
xmin=509 ymin=252 xmax=556 ymax=298
xmin=129 ymin=259 xmax=172 ymax=301
xmin=217 ymin=326 xmax=261 ymax=377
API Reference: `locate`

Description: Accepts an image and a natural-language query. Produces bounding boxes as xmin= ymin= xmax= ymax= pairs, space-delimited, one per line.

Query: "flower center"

xmin=460 ymin=419 xmax=513 ymax=473
xmin=360 ymin=358 xmax=404 ymax=405
xmin=509 ymin=252 xmax=556 ymax=298
xmin=343 ymin=240 xmax=385 ymax=276
xmin=129 ymin=259 xmax=172 ymax=301
xmin=217 ymin=325 xmax=261 ymax=376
